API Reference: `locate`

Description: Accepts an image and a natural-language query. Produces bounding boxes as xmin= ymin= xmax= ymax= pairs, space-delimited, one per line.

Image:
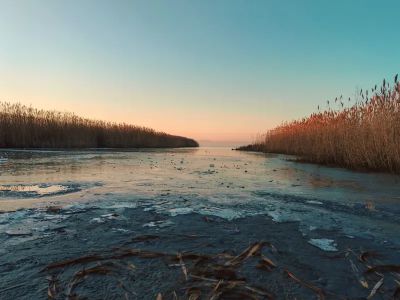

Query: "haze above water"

xmin=1 ymin=147 xmax=400 ymax=250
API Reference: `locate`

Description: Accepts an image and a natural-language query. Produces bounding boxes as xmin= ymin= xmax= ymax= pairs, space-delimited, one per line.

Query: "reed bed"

xmin=0 ymin=102 xmax=198 ymax=148
xmin=239 ymin=75 xmax=400 ymax=173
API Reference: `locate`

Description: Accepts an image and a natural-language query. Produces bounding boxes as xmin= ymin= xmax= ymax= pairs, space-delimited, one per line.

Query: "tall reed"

xmin=239 ymin=75 xmax=400 ymax=173
xmin=0 ymin=102 xmax=198 ymax=149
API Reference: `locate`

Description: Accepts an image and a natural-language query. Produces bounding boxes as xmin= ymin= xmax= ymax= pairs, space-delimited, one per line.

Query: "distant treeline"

xmin=238 ymin=75 xmax=400 ymax=173
xmin=0 ymin=102 xmax=198 ymax=149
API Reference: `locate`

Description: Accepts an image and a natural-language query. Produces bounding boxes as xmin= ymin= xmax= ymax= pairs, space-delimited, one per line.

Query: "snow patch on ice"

xmin=168 ymin=207 xmax=194 ymax=216
xmin=308 ymin=238 xmax=338 ymax=252
xmin=199 ymin=207 xmax=243 ymax=220
xmin=266 ymin=210 xmax=300 ymax=223
xmin=103 ymin=202 xmax=138 ymax=209
xmin=90 ymin=217 xmax=104 ymax=224
xmin=306 ymin=200 xmax=323 ymax=205
xmin=90 ymin=213 xmax=119 ymax=224
xmin=143 ymin=220 xmax=173 ymax=228
xmin=0 ymin=184 xmax=75 ymax=197
xmin=2 ymin=184 xmax=68 ymax=195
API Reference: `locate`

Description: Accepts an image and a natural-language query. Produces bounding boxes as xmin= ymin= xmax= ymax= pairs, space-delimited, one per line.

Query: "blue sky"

xmin=0 ymin=0 xmax=399 ymax=144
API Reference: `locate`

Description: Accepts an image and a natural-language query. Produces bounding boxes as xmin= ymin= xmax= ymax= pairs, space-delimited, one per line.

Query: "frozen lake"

xmin=1 ymin=147 xmax=400 ymax=250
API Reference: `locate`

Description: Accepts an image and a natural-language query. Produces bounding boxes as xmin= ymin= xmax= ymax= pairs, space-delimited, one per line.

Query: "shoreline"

xmin=0 ymin=146 xmax=199 ymax=152
xmin=236 ymin=146 xmax=400 ymax=175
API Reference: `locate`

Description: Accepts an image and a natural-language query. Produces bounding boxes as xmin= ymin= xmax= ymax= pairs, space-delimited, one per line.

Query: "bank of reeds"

xmin=0 ymin=102 xmax=198 ymax=148
xmin=239 ymin=75 xmax=400 ymax=173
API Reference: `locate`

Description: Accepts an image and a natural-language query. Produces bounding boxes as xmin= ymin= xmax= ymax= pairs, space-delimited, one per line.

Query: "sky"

xmin=0 ymin=0 xmax=399 ymax=146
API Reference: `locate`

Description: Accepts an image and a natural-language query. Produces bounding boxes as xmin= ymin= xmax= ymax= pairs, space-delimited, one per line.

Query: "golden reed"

xmin=0 ymin=102 xmax=198 ymax=148
xmin=240 ymin=75 xmax=400 ymax=173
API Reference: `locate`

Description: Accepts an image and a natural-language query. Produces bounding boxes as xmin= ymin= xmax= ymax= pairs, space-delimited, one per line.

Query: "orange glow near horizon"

xmin=2 ymin=96 xmax=276 ymax=145
xmin=0 ymin=80 xmax=283 ymax=146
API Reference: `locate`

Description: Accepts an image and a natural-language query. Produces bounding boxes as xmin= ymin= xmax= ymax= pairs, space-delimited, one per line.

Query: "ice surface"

xmin=1 ymin=148 xmax=400 ymax=248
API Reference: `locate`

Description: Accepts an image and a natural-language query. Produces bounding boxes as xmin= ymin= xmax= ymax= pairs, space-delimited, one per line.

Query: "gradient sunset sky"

xmin=1 ymin=0 xmax=399 ymax=145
